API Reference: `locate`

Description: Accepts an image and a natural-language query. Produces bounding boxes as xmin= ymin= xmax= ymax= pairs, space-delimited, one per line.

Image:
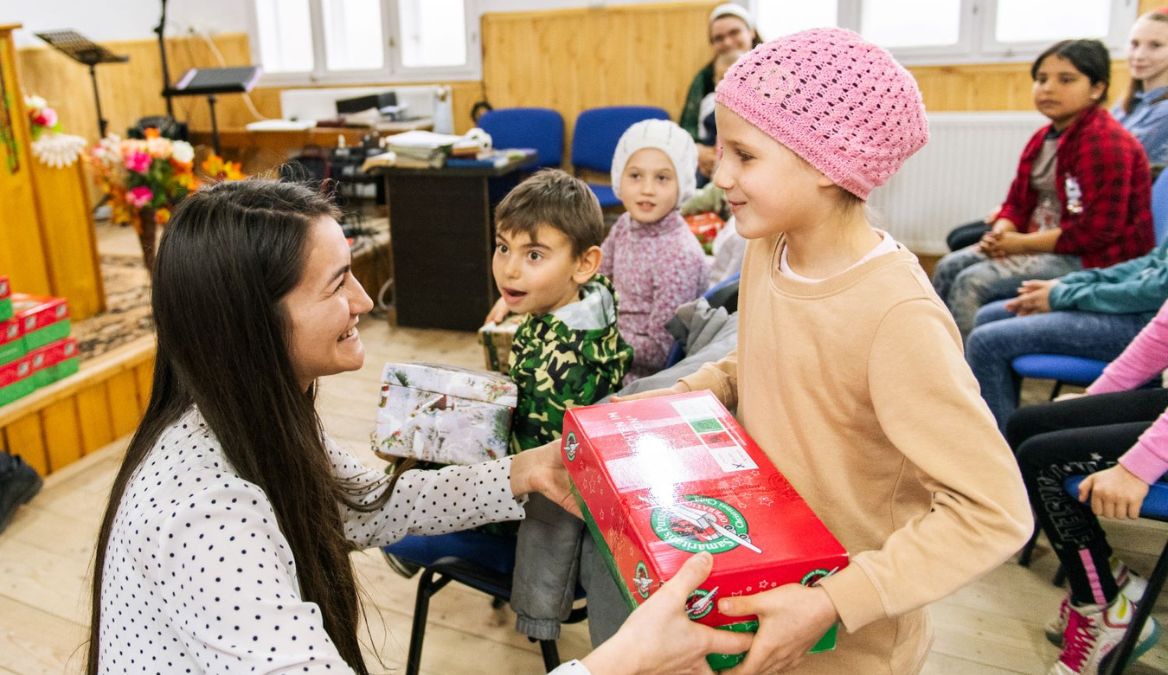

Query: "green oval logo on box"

xmin=564 ymin=432 xmax=579 ymax=461
xmin=650 ymin=495 xmax=750 ymax=554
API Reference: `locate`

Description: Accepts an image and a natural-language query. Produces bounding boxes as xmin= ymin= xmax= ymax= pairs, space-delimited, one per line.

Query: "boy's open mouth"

xmin=502 ymin=288 xmax=528 ymax=302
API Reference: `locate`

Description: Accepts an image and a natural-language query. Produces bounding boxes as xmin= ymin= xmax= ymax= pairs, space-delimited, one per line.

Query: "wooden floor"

xmin=3 ymin=226 xmax=1168 ymax=673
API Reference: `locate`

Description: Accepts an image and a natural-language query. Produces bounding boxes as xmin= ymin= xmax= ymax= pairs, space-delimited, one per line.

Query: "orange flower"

xmin=153 ymin=207 xmax=172 ymax=225
xmin=144 ymin=127 xmax=160 ymax=140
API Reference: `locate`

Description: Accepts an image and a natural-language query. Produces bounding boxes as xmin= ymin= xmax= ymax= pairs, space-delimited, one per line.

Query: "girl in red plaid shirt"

xmin=933 ymin=39 xmax=1155 ymax=337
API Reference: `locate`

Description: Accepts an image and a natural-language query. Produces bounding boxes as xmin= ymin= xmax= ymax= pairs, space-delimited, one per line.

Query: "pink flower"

xmin=33 ymin=107 xmax=57 ymax=128
xmin=124 ymin=150 xmax=152 ymax=174
xmin=127 ymin=186 xmax=154 ymax=209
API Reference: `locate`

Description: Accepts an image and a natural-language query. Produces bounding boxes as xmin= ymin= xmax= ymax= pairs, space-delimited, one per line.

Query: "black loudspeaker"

xmin=336 ymin=91 xmax=398 ymax=115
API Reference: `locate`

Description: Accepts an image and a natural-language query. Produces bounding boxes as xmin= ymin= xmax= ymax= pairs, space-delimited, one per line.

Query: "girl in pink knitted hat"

xmin=617 ymin=28 xmax=1032 ymax=674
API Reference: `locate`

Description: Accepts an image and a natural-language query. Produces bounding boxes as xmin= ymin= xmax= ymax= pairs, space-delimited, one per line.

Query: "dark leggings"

xmin=1008 ymin=389 xmax=1168 ymax=606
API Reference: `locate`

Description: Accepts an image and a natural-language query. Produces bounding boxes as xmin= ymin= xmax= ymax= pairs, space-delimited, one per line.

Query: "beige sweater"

xmin=678 ymin=236 xmax=1033 ymax=674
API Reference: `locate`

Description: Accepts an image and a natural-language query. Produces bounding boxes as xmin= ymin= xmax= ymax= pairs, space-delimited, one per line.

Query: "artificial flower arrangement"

xmin=25 ymin=95 xmax=61 ymax=139
xmin=25 ymin=94 xmax=87 ymax=169
xmin=88 ymin=128 xmax=245 ymax=272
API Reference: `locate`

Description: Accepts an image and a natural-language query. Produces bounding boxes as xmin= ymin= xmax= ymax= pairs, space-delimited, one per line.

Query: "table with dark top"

xmin=373 ymin=153 xmax=537 ymax=331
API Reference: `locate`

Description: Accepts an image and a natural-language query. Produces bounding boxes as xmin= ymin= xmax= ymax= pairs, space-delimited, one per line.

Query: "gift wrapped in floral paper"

xmin=374 ymin=362 xmax=518 ymax=465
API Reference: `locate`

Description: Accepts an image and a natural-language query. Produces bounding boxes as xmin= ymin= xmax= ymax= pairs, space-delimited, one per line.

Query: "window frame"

xmin=247 ymin=0 xmax=481 ymax=86
xmin=749 ymin=0 xmax=1139 ymax=66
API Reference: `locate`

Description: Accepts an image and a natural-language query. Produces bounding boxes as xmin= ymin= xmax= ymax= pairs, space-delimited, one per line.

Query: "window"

xmin=751 ymin=0 xmax=1137 ymax=65
xmin=249 ymin=0 xmax=480 ymax=84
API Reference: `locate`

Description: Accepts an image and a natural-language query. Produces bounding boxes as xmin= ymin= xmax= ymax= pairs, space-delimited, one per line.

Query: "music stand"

xmin=35 ymin=30 xmax=129 ymax=138
xmin=165 ymin=66 xmax=261 ymax=155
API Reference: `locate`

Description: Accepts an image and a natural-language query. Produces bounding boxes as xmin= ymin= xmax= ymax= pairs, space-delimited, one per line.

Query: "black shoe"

xmin=382 ymin=551 xmax=422 ymax=579
xmin=0 ymin=454 xmax=43 ymax=534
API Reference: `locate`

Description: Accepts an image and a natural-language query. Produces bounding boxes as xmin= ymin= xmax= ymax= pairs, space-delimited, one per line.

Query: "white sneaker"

xmin=1048 ymin=595 xmax=1160 ymax=675
xmin=1044 ymin=564 xmax=1148 ymax=646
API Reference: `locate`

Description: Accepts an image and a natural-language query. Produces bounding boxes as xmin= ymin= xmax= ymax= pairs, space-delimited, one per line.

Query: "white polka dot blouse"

xmin=95 ymin=406 xmax=535 ymax=673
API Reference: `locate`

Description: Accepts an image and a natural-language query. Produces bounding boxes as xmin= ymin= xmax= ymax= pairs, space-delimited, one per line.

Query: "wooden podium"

xmin=0 ymin=24 xmax=105 ymax=320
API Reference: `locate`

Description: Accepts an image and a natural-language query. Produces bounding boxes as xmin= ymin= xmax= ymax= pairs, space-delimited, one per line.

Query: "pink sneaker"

xmin=1044 ymin=564 xmax=1148 ymax=646
xmin=1048 ymin=596 xmax=1159 ymax=675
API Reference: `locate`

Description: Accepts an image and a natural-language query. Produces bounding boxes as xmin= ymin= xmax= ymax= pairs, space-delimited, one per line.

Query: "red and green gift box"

xmin=27 ymin=338 xmax=79 ymax=386
xmin=0 ymin=275 xmax=12 ymax=322
xmin=562 ymin=391 xmax=849 ymax=670
xmin=0 ymin=312 xmax=23 ymax=366
xmin=0 ymin=354 xmax=37 ymax=407
xmin=12 ymin=294 xmax=70 ymax=350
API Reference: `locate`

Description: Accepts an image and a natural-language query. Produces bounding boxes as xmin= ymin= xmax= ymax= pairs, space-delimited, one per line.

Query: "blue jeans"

xmin=932 ymin=247 xmax=1081 ymax=337
xmin=965 ymin=300 xmax=1152 ymax=432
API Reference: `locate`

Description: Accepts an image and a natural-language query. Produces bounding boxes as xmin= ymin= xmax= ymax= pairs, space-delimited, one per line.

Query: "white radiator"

xmin=869 ymin=112 xmax=1045 ymax=255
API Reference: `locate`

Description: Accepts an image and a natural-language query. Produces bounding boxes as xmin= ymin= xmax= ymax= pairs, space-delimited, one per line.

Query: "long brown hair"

xmin=87 ymin=180 xmax=391 ymax=674
xmin=1122 ymin=11 xmax=1168 ymax=114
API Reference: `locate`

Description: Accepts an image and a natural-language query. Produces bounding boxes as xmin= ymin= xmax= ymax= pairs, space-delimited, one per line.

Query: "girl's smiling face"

xmin=1129 ymin=15 xmax=1168 ymax=87
xmin=619 ymin=148 xmax=680 ymax=224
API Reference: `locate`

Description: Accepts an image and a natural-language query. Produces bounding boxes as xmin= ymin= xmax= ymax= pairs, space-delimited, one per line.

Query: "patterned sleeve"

xmin=1054 ymin=127 xmax=1150 ymax=258
xmin=996 ymin=129 xmax=1044 ymax=231
xmin=640 ymin=236 xmax=708 ymax=369
xmin=325 ymin=439 xmax=526 ymax=549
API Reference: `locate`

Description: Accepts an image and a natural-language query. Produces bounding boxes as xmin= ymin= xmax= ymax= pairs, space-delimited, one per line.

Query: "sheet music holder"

xmin=165 ymin=66 xmax=261 ymax=155
xmin=35 ymin=30 xmax=129 ymax=138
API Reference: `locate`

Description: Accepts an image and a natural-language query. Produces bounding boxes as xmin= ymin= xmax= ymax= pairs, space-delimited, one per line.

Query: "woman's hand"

xmin=697 ymin=144 xmax=718 ymax=178
xmin=1004 ymin=279 xmax=1057 ymax=316
xmin=1078 ymin=464 xmax=1150 ymax=520
xmin=611 ymin=381 xmax=691 ymax=403
xmin=581 ymin=553 xmax=754 ymax=675
xmin=718 ymin=584 xmax=839 ymax=674
xmin=484 ymin=297 xmax=510 ymax=326
xmin=509 ymin=440 xmax=580 ymax=517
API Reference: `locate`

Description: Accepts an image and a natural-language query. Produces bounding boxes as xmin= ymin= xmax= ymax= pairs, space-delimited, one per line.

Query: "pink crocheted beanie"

xmin=716 ymin=28 xmax=929 ymax=199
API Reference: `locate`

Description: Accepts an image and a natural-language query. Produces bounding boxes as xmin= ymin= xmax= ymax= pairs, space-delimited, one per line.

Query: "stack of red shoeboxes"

xmin=562 ymin=391 xmax=849 ymax=670
xmin=0 ymin=278 xmax=78 ymax=407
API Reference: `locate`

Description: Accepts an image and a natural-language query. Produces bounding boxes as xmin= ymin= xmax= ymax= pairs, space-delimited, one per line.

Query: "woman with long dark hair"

xmin=87 ymin=180 xmax=748 ymax=675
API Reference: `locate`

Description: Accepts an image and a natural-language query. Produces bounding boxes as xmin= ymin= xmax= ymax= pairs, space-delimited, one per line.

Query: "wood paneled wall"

xmin=16 ymin=32 xmax=483 ymax=145
xmin=481 ymin=1 xmax=716 ymax=157
xmin=0 ymin=337 xmax=154 ymax=476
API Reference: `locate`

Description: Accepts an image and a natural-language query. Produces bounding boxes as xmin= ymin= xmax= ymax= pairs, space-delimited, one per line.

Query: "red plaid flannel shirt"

xmin=997 ymin=105 xmax=1154 ymax=268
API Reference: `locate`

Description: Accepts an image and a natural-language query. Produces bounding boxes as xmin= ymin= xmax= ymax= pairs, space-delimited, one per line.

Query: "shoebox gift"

xmin=0 ymin=275 xmax=11 ymax=321
xmin=12 ymin=294 xmax=69 ymax=350
xmin=28 ymin=338 xmax=79 ymax=386
xmin=0 ymin=313 xmax=23 ymax=366
xmin=562 ymin=391 xmax=849 ymax=670
xmin=374 ymin=362 xmax=518 ymax=465
xmin=478 ymin=314 xmax=523 ymax=375
xmin=0 ymin=355 xmax=37 ymax=407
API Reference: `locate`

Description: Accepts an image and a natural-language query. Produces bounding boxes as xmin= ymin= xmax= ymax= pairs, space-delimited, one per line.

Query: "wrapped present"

xmin=562 ymin=391 xmax=849 ymax=670
xmin=374 ymin=362 xmax=518 ymax=465
xmin=684 ymin=212 xmax=726 ymax=255
xmin=12 ymin=294 xmax=69 ymax=350
xmin=478 ymin=314 xmax=523 ymax=374
xmin=0 ymin=276 xmax=11 ymax=322
xmin=28 ymin=338 xmax=79 ymax=386
xmin=0 ymin=354 xmax=37 ymax=407
xmin=0 ymin=313 xmax=24 ymax=366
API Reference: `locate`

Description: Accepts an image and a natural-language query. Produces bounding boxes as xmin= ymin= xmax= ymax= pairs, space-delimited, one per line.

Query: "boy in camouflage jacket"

xmin=485 ymin=170 xmax=632 ymax=639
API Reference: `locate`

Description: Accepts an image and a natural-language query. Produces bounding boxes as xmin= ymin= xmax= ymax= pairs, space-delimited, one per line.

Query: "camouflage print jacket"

xmin=508 ymin=274 xmax=632 ymax=453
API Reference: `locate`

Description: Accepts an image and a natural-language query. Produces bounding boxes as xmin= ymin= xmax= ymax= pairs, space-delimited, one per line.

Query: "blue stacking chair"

xmin=478 ymin=107 xmax=565 ymax=169
xmin=571 ymin=106 xmax=670 ymax=208
xmin=662 ymin=272 xmax=741 ymax=369
xmin=1062 ymin=476 xmax=1168 ymax=674
xmin=383 ymin=530 xmax=586 ymax=675
xmin=1010 ymin=169 xmax=1168 ymax=397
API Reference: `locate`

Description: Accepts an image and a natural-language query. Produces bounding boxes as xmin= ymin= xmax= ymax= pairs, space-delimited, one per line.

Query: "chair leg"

xmin=1018 ymin=523 xmax=1041 ymax=567
xmin=406 ymin=569 xmax=452 ymax=675
xmin=539 ymin=639 xmax=561 ymax=672
xmin=1106 ymin=539 xmax=1168 ymax=675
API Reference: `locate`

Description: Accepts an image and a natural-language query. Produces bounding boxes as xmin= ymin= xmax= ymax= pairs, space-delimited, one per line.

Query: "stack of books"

xmin=0 ymin=276 xmax=79 ymax=407
xmin=383 ymin=130 xmax=480 ymax=169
